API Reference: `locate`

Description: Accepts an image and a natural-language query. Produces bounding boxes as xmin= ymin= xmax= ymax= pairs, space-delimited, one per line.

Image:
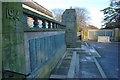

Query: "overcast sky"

xmin=33 ymin=0 xmax=110 ymax=28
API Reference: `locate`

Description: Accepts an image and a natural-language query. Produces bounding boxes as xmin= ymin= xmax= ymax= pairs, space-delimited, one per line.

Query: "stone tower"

xmin=62 ymin=9 xmax=77 ymax=48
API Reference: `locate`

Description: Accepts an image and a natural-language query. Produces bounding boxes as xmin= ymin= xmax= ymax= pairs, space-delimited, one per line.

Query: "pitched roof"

xmin=23 ymin=0 xmax=53 ymax=17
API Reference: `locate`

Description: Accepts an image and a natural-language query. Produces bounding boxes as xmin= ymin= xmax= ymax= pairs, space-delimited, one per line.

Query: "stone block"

xmin=36 ymin=39 xmax=41 ymax=66
xmin=10 ymin=33 xmax=17 ymax=45
xmin=2 ymin=5 xmax=15 ymax=34
xmin=2 ymin=34 xmax=11 ymax=48
xmin=9 ymin=45 xmax=18 ymax=71
xmin=2 ymin=43 xmax=26 ymax=76
xmin=29 ymin=39 xmax=37 ymax=71
xmin=39 ymin=38 xmax=45 ymax=63
xmin=0 ymin=2 xmax=2 ymax=35
xmin=16 ymin=43 xmax=26 ymax=74
xmin=16 ymin=33 xmax=23 ymax=44
xmin=2 ymin=46 xmax=11 ymax=70
xmin=0 ymin=19 xmax=2 ymax=34
xmin=0 ymin=34 xmax=2 ymax=80
xmin=2 ymin=2 xmax=23 ymax=34
xmin=3 ymin=43 xmax=26 ymax=74
xmin=0 ymin=38 xmax=1 ymax=47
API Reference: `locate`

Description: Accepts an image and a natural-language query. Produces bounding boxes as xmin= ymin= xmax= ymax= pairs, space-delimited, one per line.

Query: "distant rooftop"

xmin=22 ymin=0 xmax=53 ymax=19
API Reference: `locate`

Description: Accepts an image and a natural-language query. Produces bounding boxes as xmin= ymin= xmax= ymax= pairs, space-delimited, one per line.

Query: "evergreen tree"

xmin=101 ymin=0 xmax=120 ymax=29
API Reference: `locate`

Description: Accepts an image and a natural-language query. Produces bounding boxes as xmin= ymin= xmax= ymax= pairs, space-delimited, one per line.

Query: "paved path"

xmin=50 ymin=44 xmax=104 ymax=79
xmin=86 ymin=41 xmax=119 ymax=78
xmin=50 ymin=41 xmax=119 ymax=79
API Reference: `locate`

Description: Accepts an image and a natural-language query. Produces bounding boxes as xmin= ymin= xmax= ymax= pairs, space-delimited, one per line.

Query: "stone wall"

xmin=2 ymin=2 xmax=66 ymax=78
xmin=62 ymin=9 xmax=77 ymax=48
xmin=24 ymin=30 xmax=66 ymax=78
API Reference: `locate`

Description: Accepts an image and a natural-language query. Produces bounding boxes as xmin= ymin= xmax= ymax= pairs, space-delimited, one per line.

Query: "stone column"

xmin=62 ymin=9 xmax=77 ymax=48
xmin=33 ymin=17 xmax=39 ymax=28
xmin=2 ymin=2 xmax=26 ymax=78
xmin=42 ymin=20 xmax=46 ymax=28
xmin=48 ymin=22 xmax=51 ymax=29
xmin=54 ymin=23 xmax=57 ymax=29
xmin=56 ymin=24 xmax=58 ymax=28
xmin=52 ymin=23 xmax=55 ymax=29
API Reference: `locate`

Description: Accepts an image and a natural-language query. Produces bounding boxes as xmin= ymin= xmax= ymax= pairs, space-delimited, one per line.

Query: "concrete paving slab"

xmin=67 ymin=51 xmax=76 ymax=78
xmin=93 ymin=57 xmax=107 ymax=78
xmin=79 ymin=53 xmax=102 ymax=78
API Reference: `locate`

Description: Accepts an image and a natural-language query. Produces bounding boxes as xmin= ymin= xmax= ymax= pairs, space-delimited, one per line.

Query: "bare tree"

xmin=51 ymin=8 xmax=64 ymax=22
xmin=75 ymin=7 xmax=90 ymax=30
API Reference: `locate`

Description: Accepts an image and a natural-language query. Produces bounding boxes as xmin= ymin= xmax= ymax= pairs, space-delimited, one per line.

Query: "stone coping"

xmin=24 ymin=28 xmax=65 ymax=32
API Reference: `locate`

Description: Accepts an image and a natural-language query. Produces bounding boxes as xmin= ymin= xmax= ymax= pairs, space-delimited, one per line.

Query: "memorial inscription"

xmin=6 ymin=8 xmax=20 ymax=21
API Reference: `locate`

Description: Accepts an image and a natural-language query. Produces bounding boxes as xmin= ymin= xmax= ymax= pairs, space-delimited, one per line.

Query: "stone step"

xmin=50 ymin=75 xmax=66 ymax=79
